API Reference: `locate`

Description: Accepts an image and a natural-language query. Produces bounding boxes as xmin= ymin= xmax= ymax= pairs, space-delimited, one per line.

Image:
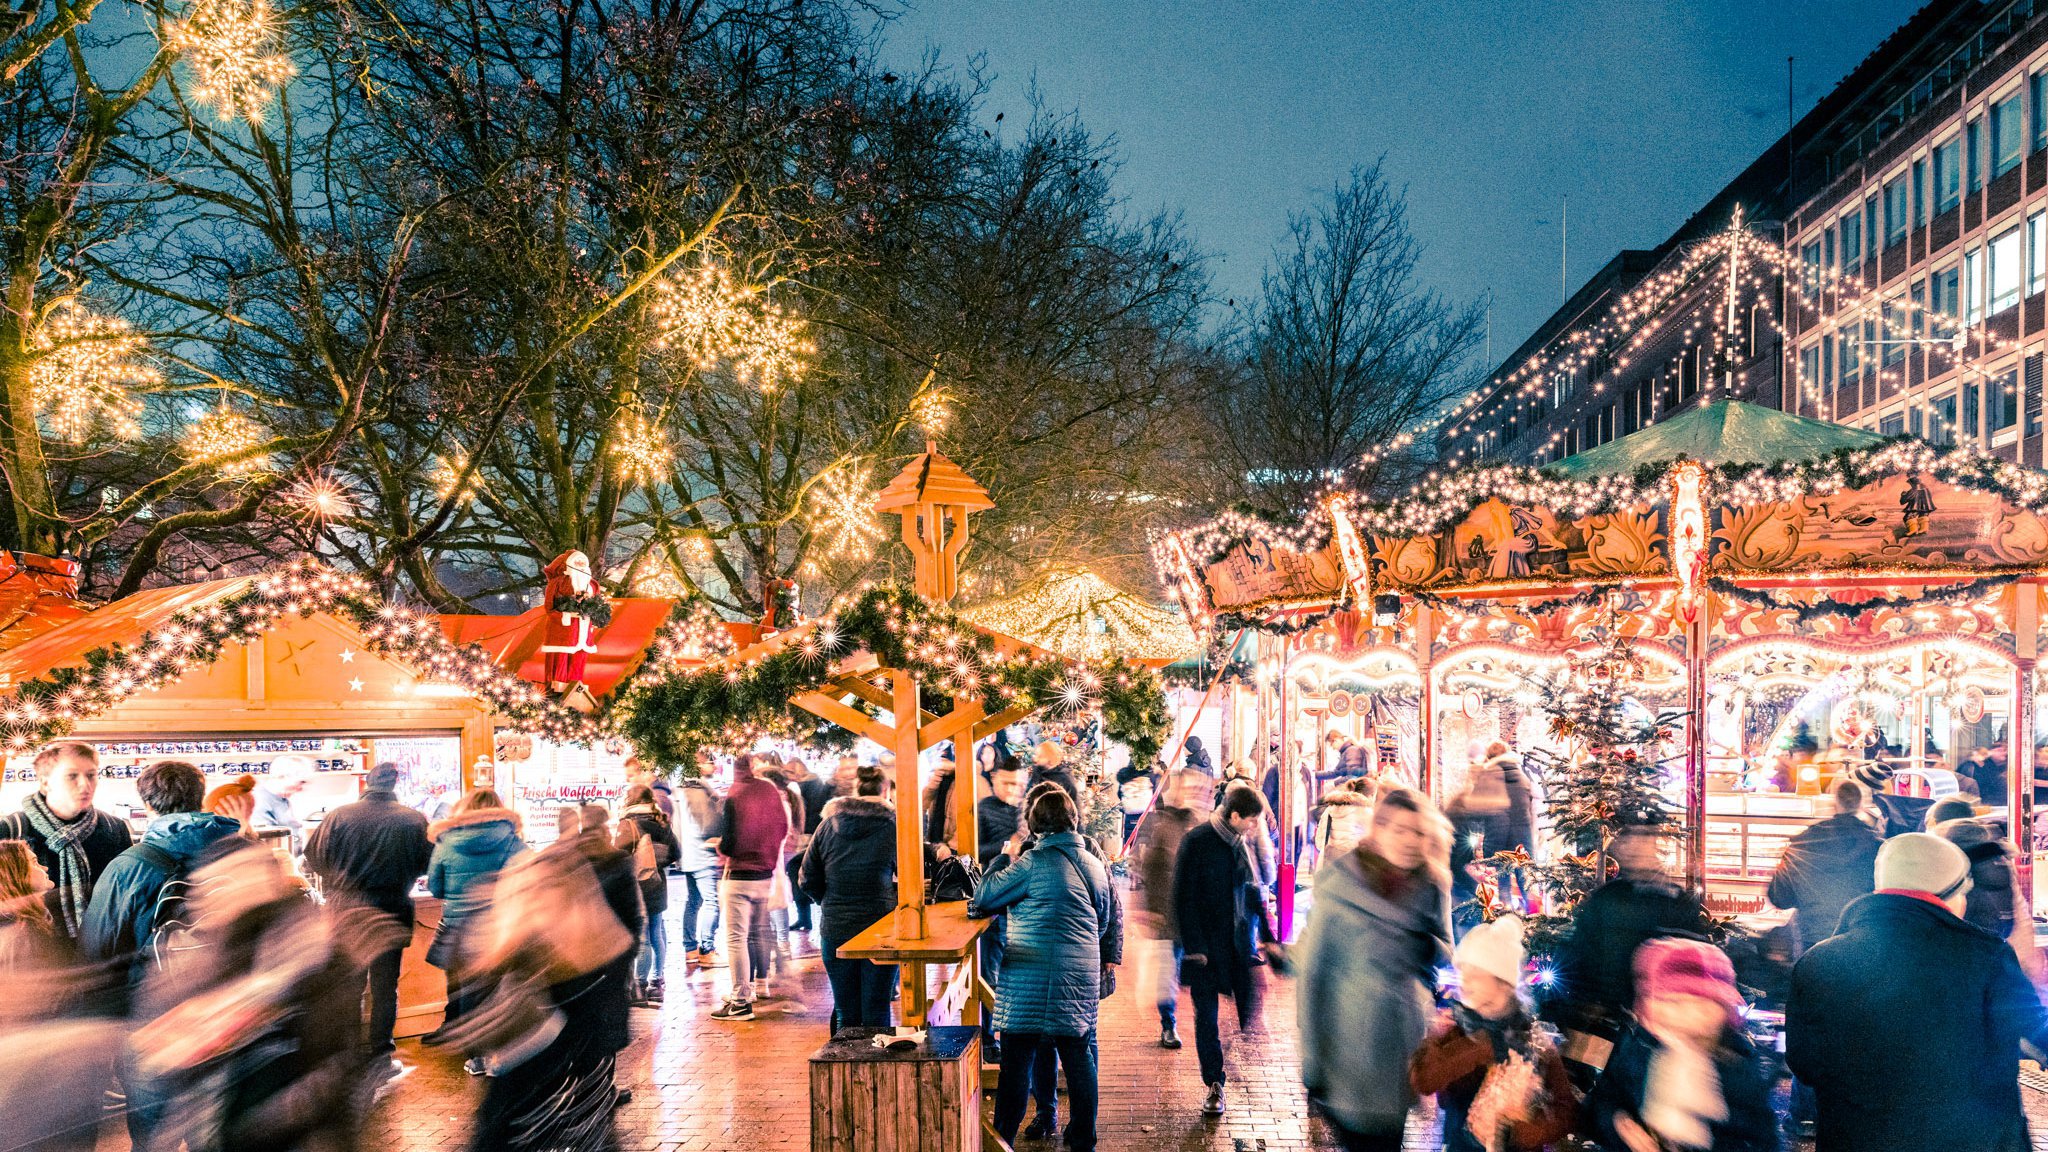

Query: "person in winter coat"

xmin=0 ymin=742 xmax=132 ymax=943
xmin=970 ymin=786 xmax=1118 ymax=1152
xmin=1312 ymin=783 xmax=1374 ymax=863
xmin=1174 ymin=784 xmax=1279 ymax=1116
xmin=569 ymin=804 xmax=643 ymax=1068
xmin=1482 ymin=742 xmax=1535 ymax=854
xmin=1788 ymin=832 xmax=2048 ymax=1152
xmin=1027 ymin=740 xmax=1082 ymax=807
xmin=1558 ymin=824 xmax=1706 ymax=1021
xmin=616 ymin=785 xmax=682 ymax=1001
xmin=1182 ymin=736 xmax=1215 ymax=777
xmin=1933 ymin=817 xmax=2039 ymax=976
xmin=302 ymin=761 xmax=433 ymax=1062
xmin=1297 ymin=786 xmax=1453 ymax=1152
xmin=1766 ymin=779 xmax=1881 ymax=954
xmin=80 ymin=760 xmax=246 ymax=1004
xmin=1114 ymin=757 xmax=1159 ymax=844
xmin=1136 ymin=769 xmax=1198 ymax=1049
xmin=674 ymin=775 xmax=724 ymax=968
xmin=1411 ymin=914 xmax=1577 ymax=1152
xmin=1589 ymin=938 xmax=1776 ymax=1152
xmin=0 ymin=837 xmax=116 ymax=1152
xmin=784 ymin=757 xmax=833 ymax=934
xmin=977 ymin=757 xmax=1028 ymax=868
xmin=707 ymin=752 xmax=789 ymax=1020
xmin=426 ymin=789 xmax=526 ymax=1040
xmin=923 ymin=759 xmax=961 ymax=857
xmin=798 ymin=763 xmax=899 ymax=1032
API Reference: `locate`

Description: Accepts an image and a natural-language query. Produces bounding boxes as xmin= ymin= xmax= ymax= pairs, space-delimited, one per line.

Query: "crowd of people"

xmin=8 ymin=726 xmax=2048 ymax=1152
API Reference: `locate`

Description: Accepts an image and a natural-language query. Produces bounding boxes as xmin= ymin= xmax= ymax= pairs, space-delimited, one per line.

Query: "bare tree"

xmin=1206 ymin=161 xmax=1482 ymax=515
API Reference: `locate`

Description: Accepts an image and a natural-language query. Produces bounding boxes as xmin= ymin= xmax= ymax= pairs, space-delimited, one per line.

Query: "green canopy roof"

xmin=1547 ymin=399 xmax=1885 ymax=478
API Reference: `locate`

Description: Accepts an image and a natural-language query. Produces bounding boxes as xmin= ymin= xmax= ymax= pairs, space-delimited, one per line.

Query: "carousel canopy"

xmin=962 ymin=566 xmax=1200 ymax=665
xmin=1548 ymin=399 xmax=1885 ymax=478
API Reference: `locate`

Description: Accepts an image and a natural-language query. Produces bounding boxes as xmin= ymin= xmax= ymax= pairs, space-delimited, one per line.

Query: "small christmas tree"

xmin=1472 ymin=605 xmax=1684 ymax=964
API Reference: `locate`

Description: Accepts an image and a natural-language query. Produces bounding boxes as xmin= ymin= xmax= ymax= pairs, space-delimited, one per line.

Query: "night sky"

xmin=882 ymin=0 xmax=1929 ymax=365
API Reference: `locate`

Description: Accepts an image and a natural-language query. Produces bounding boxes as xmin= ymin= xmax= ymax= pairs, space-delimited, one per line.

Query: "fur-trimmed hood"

xmin=1322 ymin=790 xmax=1371 ymax=808
xmin=821 ymin=795 xmax=895 ymax=823
xmin=429 ymin=806 xmax=523 ymax=842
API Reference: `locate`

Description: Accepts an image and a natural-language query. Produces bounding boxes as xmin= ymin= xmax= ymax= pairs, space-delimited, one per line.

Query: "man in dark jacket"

xmin=1114 ymin=756 xmax=1158 ymax=843
xmin=1480 ymin=741 xmax=1535 ymax=855
xmin=1027 ymin=740 xmax=1081 ymax=805
xmin=1137 ymin=771 xmax=1198 ymax=1049
xmin=302 ymin=761 xmax=432 ymax=1062
xmin=0 ymin=741 xmax=132 ymax=942
xmin=1788 ymin=832 xmax=2048 ymax=1152
xmin=708 ymin=752 xmax=790 ymax=1020
xmin=785 ymin=756 xmax=834 ymax=933
xmin=1559 ymin=823 xmax=1706 ymax=1019
xmin=77 ymin=759 xmax=242 ymax=1147
xmin=1767 ymin=779 xmax=1882 ymax=953
xmin=1174 ymin=784 xmax=1277 ymax=1117
xmin=977 ymin=758 xmax=1027 ymax=869
xmin=799 ymin=780 xmax=899 ymax=1031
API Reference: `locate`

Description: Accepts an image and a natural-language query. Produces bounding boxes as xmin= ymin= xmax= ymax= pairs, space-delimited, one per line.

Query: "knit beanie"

xmin=1453 ymin=913 xmax=1526 ymax=989
xmin=1635 ymin=937 xmax=1743 ymax=1025
xmin=1848 ymin=760 xmax=1895 ymax=790
xmin=1874 ymin=832 xmax=1971 ymax=899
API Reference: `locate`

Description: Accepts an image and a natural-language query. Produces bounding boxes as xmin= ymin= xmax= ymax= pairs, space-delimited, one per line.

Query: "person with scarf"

xmin=1589 ymin=938 xmax=1776 ymax=1152
xmin=1297 ymin=786 xmax=1453 ymax=1152
xmin=0 ymin=742 xmax=132 ymax=942
xmin=1411 ymin=914 xmax=1577 ymax=1152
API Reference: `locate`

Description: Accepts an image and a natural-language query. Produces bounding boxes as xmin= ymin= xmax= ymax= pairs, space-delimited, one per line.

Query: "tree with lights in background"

xmin=1470 ymin=605 xmax=1685 ymax=972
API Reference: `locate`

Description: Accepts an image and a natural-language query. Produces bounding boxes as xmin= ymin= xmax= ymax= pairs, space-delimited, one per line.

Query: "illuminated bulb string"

xmin=649 ymin=262 xmax=813 ymax=392
xmin=164 ymin=0 xmax=295 ymax=123
xmin=30 ymin=302 xmax=155 ymax=443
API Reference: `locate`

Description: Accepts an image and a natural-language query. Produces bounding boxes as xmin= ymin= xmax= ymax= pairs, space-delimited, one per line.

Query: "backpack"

xmin=925 ymin=854 xmax=982 ymax=904
xmin=130 ymin=842 xmax=205 ymax=972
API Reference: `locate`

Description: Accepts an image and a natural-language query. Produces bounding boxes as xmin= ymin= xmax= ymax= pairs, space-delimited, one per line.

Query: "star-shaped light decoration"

xmin=337 ymin=648 xmax=354 ymax=663
xmin=347 ymin=677 xmax=364 ymax=692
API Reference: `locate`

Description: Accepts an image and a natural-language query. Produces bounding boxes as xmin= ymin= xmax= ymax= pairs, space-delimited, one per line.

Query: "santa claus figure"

xmin=542 ymin=549 xmax=602 ymax=690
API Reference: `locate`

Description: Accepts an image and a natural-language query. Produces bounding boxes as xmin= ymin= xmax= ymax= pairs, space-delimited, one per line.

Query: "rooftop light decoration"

xmin=963 ymin=566 xmax=1200 ymax=664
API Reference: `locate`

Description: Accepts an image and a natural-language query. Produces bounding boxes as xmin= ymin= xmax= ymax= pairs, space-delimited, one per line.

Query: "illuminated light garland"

xmin=432 ymin=453 xmax=478 ymax=504
xmin=29 ymin=301 xmax=154 ymax=443
xmin=615 ymin=585 xmax=1170 ymax=770
xmin=732 ymin=302 xmax=811 ymax=393
xmin=806 ymin=462 xmax=884 ymax=561
xmin=163 ymin=0 xmax=295 ymax=124
xmin=0 ymin=561 xmax=600 ymax=753
xmin=961 ymin=566 xmax=1200 ymax=663
xmin=288 ymin=474 xmax=355 ymax=524
xmin=629 ymin=561 xmax=689 ymax=598
xmin=649 ymin=261 xmax=812 ymax=392
xmin=610 ymin=410 xmax=672 ymax=482
xmin=181 ymin=401 xmax=267 ymax=474
xmin=910 ymin=387 xmax=953 ymax=437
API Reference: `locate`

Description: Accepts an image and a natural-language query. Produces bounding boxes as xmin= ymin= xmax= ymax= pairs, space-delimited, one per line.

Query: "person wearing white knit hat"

xmin=1788 ymin=832 xmax=2048 ymax=1152
xmin=1413 ymin=914 xmax=1577 ymax=1152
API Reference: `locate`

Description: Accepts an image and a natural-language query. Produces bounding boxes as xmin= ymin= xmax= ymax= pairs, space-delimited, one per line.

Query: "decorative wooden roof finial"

xmin=873 ymin=442 xmax=994 ymax=603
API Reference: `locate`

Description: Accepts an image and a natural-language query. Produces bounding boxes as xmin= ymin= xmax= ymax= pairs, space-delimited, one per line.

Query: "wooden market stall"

xmin=1159 ymin=400 xmax=2048 ymax=913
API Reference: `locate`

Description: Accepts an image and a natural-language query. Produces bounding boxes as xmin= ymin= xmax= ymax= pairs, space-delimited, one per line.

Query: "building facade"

xmin=1455 ymin=0 xmax=2048 ymax=468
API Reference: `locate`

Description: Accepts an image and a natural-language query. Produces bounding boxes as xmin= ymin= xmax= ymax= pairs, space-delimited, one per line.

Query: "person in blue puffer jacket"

xmin=970 ymin=786 xmax=1118 ymax=1152
xmin=426 ymin=788 xmax=525 ymax=1046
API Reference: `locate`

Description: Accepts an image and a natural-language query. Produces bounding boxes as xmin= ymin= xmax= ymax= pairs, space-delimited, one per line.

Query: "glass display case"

xmin=1704 ymin=790 xmax=1822 ymax=912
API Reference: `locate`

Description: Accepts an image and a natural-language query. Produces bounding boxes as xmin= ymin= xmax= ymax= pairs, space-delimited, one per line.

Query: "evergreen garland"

xmin=549 ymin=591 xmax=614 ymax=627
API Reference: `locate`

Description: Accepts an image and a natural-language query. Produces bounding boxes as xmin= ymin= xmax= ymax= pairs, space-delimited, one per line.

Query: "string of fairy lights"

xmin=960 ymin=566 xmax=1200 ymax=663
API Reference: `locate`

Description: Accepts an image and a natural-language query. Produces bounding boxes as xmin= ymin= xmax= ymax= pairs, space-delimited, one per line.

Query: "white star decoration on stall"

xmin=347 ymin=677 xmax=364 ymax=692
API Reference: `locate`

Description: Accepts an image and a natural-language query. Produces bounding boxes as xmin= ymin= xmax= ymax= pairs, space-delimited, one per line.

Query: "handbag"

xmin=632 ymin=833 xmax=660 ymax=884
xmin=925 ymin=854 xmax=981 ymax=903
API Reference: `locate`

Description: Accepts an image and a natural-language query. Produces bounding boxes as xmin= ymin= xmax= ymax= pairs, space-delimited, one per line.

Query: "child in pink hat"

xmin=1587 ymin=938 xmax=1776 ymax=1152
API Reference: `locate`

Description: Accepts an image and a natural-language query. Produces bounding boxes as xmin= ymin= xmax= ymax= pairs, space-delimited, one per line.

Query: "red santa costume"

xmin=542 ymin=549 xmax=600 ymax=687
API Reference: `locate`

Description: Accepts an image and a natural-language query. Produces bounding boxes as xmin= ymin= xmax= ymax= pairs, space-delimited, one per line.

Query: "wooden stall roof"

xmin=874 ymin=446 xmax=995 ymax=513
xmin=1548 ymin=399 xmax=1885 ymax=478
xmin=438 ymin=598 xmax=693 ymax=699
xmin=0 ymin=554 xmax=90 ymax=655
xmin=0 ymin=577 xmax=251 ymax=685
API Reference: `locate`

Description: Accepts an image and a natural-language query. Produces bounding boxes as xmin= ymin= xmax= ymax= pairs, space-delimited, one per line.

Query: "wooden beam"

xmin=893 ymin=670 xmax=928 ymax=942
xmin=789 ymin=690 xmax=898 ymax=749
xmin=836 ymin=672 xmax=940 ymax=728
xmin=972 ymin=703 xmax=1035 ymax=742
xmin=919 ymin=701 xmax=984 ymax=750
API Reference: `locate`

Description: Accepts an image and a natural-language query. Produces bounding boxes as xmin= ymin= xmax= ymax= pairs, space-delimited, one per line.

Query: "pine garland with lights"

xmin=0 ymin=562 xmax=600 ymax=753
xmin=616 ymin=585 xmax=1170 ymax=770
xmin=549 ymin=591 xmax=614 ymax=628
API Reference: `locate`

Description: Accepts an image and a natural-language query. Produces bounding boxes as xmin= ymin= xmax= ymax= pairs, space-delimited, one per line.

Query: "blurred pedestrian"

xmin=799 ymin=762 xmax=899 ymax=1032
xmin=425 ymin=788 xmax=525 ymax=1059
xmin=971 ymin=787 xmax=1117 ymax=1152
xmin=302 ymin=761 xmax=432 ymax=1071
xmin=250 ymin=758 xmax=312 ymax=841
xmin=1934 ymin=816 xmax=2040 ymax=978
xmin=1297 ymin=786 xmax=1452 ymax=1152
xmin=1410 ymin=914 xmax=1576 ymax=1152
xmin=1136 ymin=769 xmax=1198 ymax=1050
xmin=757 ymin=766 xmax=805 ymax=984
xmin=923 ymin=754 xmax=961 ymax=859
xmin=1557 ymin=824 xmax=1706 ymax=1023
xmin=708 ymin=752 xmax=790 ymax=1021
xmin=977 ymin=756 xmax=1028 ymax=867
xmin=675 ymin=771 xmax=724 ymax=970
xmin=568 ymin=803 xmax=642 ymax=1104
xmin=1175 ymin=783 xmax=1279 ymax=1115
xmin=1787 ymin=832 xmax=2048 ymax=1151
xmin=0 ymin=837 xmax=118 ymax=1152
xmin=1589 ymin=938 xmax=1776 ymax=1152
xmin=1028 ymin=741 xmax=1081 ymax=805
xmin=0 ymin=742 xmax=133 ymax=943
xmin=1182 ymin=736 xmax=1214 ymax=777
xmin=1312 ymin=780 xmax=1374 ymax=863
xmin=616 ymin=785 xmax=681 ymax=1002
xmin=785 ymin=756 xmax=833 ymax=935
xmin=1115 ymin=755 xmax=1159 ymax=843
xmin=1766 ymin=779 xmax=1880 ymax=955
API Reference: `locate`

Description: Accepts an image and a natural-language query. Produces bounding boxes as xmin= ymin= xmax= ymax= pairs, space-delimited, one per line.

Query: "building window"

xmin=2032 ymin=211 xmax=2046 ymax=297
xmin=1966 ymin=246 xmax=1985 ymax=325
xmin=1933 ymin=393 xmax=1958 ymax=444
xmin=1839 ymin=211 xmax=1861 ymax=270
xmin=1934 ymin=135 xmax=1962 ymax=214
xmin=1911 ymin=280 xmax=1927 ymax=339
xmin=1885 ymin=176 xmax=1910 ymax=248
xmin=1880 ymin=413 xmax=1906 ymax=437
xmin=1991 ymin=224 xmax=2024 ymax=315
xmin=1866 ymin=193 xmax=1879 ymax=256
xmin=1914 ymin=158 xmax=1927 ymax=227
xmin=2029 ymin=355 xmax=2043 ymax=438
xmin=1882 ymin=302 xmax=1904 ymax=365
xmin=2037 ymin=72 xmax=2048 ymax=154
xmin=1839 ymin=324 xmax=1861 ymax=379
xmin=1991 ymin=368 xmax=2020 ymax=433
xmin=1800 ymin=343 xmax=1822 ymax=392
xmin=1993 ymin=91 xmax=2025 ymax=179
xmin=1969 ymin=117 xmax=1983 ymax=192
xmin=1823 ymin=336 xmax=1834 ymax=386
xmin=1933 ymin=264 xmax=1960 ymax=322
xmin=1801 ymin=240 xmax=1823 ymax=294
xmin=1911 ymin=405 xmax=1924 ymax=437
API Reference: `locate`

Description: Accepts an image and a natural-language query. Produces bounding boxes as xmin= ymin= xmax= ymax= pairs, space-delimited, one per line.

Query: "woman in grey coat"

xmin=969 ymin=787 xmax=1117 ymax=1152
xmin=1296 ymin=786 xmax=1452 ymax=1152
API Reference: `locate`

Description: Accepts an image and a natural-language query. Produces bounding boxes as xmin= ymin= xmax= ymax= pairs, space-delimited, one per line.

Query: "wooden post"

xmin=952 ymin=722 xmax=980 ymax=1038
xmin=894 ymin=671 xmax=928 ymax=941
xmin=2014 ymin=582 xmax=2039 ymax=911
xmin=1684 ymin=589 xmax=1711 ymax=897
xmin=1416 ymin=604 xmax=1437 ymax=799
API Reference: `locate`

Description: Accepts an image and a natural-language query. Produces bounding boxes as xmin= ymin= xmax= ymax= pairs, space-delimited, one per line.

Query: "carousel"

xmin=1158 ymin=399 xmax=2048 ymax=914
